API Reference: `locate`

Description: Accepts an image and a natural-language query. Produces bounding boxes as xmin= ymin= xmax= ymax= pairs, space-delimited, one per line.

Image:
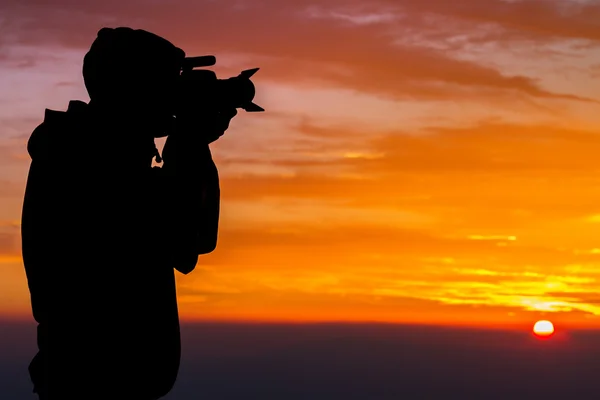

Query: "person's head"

xmin=83 ymin=27 xmax=185 ymax=138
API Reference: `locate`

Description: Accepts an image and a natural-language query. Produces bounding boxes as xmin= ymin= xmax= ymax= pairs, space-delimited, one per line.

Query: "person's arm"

xmin=22 ymin=158 xmax=50 ymax=323
xmin=157 ymin=109 xmax=236 ymax=274
xmin=21 ymin=122 xmax=64 ymax=322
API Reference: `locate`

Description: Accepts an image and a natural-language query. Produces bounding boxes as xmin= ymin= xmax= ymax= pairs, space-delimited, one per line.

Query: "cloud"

xmin=0 ymin=117 xmax=42 ymax=139
xmin=182 ymin=250 xmax=600 ymax=320
xmin=408 ymin=0 xmax=600 ymax=43
xmin=0 ymin=0 xmax=596 ymax=105
xmin=0 ymin=180 xmax=25 ymax=200
xmin=216 ymin=120 xmax=600 ymax=212
xmin=547 ymin=291 xmax=600 ymax=305
xmin=0 ymin=233 xmax=17 ymax=256
xmin=0 ymin=221 xmax=20 ymax=257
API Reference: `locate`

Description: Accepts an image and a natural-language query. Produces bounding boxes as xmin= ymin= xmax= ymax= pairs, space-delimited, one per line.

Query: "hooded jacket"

xmin=22 ymin=99 xmax=219 ymax=399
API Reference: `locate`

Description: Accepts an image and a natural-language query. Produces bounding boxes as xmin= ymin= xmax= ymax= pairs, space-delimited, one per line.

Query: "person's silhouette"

xmin=21 ymin=27 xmax=236 ymax=400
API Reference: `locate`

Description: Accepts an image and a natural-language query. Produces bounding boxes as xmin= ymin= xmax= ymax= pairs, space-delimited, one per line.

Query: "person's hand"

xmin=173 ymin=103 xmax=238 ymax=147
xmin=221 ymin=108 xmax=238 ymax=120
xmin=204 ymin=107 xmax=237 ymax=144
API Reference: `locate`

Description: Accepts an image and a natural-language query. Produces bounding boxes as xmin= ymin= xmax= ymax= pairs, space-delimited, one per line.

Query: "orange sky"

xmin=2 ymin=0 xmax=600 ymax=329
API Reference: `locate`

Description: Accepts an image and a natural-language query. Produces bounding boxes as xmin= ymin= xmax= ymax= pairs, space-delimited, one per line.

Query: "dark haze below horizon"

xmin=2 ymin=321 xmax=599 ymax=399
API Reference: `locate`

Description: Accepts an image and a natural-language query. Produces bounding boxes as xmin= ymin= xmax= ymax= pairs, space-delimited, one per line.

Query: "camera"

xmin=177 ymin=55 xmax=264 ymax=113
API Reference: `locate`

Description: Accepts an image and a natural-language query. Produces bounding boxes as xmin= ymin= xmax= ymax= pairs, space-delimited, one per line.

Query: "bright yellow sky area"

xmin=2 ymin=0 xmax=600 ymax=329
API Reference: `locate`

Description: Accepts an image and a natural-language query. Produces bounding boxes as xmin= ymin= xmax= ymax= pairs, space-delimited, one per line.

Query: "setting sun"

xmin=533 ymin=320 xmax=555 ymax=338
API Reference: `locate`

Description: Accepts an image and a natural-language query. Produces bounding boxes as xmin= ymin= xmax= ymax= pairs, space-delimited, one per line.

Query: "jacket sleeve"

xmin=21 ymin=123 xmax=58 ymax=323
xmin=155 ymin=132 xmax=220 ymax=275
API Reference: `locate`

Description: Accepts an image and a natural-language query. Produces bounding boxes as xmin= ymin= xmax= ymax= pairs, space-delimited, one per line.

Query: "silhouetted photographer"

xmin=21 ymin=27 xmax=262 ymax=400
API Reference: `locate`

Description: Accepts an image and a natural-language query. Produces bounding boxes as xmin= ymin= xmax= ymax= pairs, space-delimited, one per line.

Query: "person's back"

xmin=21 ymin=27 xmax=235 ymax=399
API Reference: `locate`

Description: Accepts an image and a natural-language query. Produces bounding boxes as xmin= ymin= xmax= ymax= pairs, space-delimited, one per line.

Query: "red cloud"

xmin=1 ymin=0 xmax=596 ymax=103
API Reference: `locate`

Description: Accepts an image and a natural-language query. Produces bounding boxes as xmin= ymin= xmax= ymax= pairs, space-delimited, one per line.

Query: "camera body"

xmin=177 ymin=55 xmax=264 ymax=113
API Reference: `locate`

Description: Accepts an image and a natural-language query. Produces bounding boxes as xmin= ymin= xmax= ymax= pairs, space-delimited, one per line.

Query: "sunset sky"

xmin=3 ymin=0 xmax=600 ymax=329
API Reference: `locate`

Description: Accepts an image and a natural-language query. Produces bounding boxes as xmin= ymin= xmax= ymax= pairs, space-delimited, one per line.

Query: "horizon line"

xmin=3 ymin=315 xmax=600 ymax=331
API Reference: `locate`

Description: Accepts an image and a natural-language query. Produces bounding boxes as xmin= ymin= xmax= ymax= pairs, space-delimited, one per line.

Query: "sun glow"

xmin=533 ymin=320 xmax=555 ymax=338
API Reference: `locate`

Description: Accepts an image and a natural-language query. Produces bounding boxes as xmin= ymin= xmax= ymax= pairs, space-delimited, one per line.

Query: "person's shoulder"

xmin=26 ymin=113 xmax=52 ymax=160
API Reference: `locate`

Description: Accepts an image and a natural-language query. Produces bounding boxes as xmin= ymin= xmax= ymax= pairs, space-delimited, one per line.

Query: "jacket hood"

xmin=27 ymin=100 xmax=159 ymax=165
xmin=27 ymin=100 xmax=91 ymax=162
